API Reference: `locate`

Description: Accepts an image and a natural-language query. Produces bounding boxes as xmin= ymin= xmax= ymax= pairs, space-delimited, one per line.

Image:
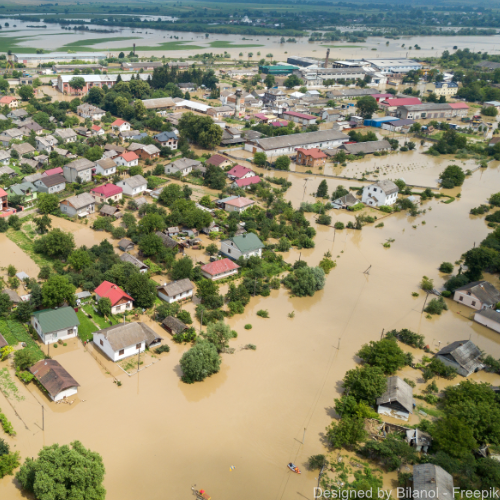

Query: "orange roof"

xmin=91 ymin=125 xmax=102 ymax=131
xmin=119 ymin=151 xmax=139 ymax=162
xmin=224 ymin=196 xmax=254 ymax=208
xmin=111 ymin=119 xmax=127 ymax=127
xmin=0 ymin=188 xmax=7 ymax=197
xmin=94 ymin=281 xmax=133 ymax=307
xmin=0 ymin=96 xmax=17 ymax=104
xmin=296 ymin=148 xmax=327 ymax=159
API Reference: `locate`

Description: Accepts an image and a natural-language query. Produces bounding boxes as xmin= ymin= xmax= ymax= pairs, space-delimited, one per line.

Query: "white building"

xmin=77 ymin=103 xmax=106 ymax=120
xmin=115 ymin=175 xmax=147 ymax=197
xmin=94 ymin=280 xmax=134 ymax=316
xmin=453 ymin=281 xmax=500 ymax=311
xmin=95 ymin=158 xmax=117 ymax=177
xmin=114 ymin=151 xmax=139 ymax=168
xmin=54 ymin=128 xmax=77 ymax=144
xmin=361 ymin=180 xmax=399 ymax=207
xmin=31 ymin=307 xmax=80 ymax=345
xmin=164 ymin=158 xmax=200 ymax=176
xmin=474 ymin=308 xmax=500 ymax=334
xmin=93 ymin=322 xmax=163 ymax=362
xmin=157 ymin=279 xmax=194 ymax=304
xmin=201 ymin=259 xmax=240 ymax=281
xmin=15 ymin=52 xmax=106 ymax=65
xmin=60 ymin=192 xmax=95 ymax=217
xmin=63 ymin=158 xmax=94 ymax=183
xmin=220 ymin=233 xmax=264 ymax=260
xmin=363 ymin=58 xmax=422 ymax=74
xmin=111 ymin=119 xmax=131 ymax=133
xmin=29 ymin=360 xmax=79 ymax=402
xmin=36 ymin=134 xmax=58 ymax=152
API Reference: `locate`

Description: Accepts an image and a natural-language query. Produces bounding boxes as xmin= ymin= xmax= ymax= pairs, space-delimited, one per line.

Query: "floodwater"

xmin=2 ymin=156 xmax=500 ymax=500
xmin=0 ymin=232 xmax=40 ymax=278
xmin=3 ymin=16 xmax=500 ymax=60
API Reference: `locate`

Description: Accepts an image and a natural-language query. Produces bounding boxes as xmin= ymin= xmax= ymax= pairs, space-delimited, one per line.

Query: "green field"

xmin=59 ymin=36 xmax=141 ymax=51
xmin=76 ymin=310 xmax=97 ymax=342
xmin=0 ymin=34 xmax=40 ymax=54
xmin=208 ymin=41 xmax=263 ymax=48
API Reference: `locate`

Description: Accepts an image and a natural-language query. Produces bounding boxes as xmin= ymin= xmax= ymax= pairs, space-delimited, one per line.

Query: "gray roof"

xmin=142 ymin=98 xmax=176 ymax=109
xmin=37 ymin=173 xmax=65 ymax=188
xmin=122 ymin=175 xmax=146 ymax=188
xmin=156 ymin=231 xmax=179 ymax=249
xmin=66 ymin=158 xmax=94 ymax=172
xmin=98 ymin=322 xmax=163 ymax=350
xmin=343 ymin=140 xmax=391 ymax=155
xmin=162 ymin=316 xmax=187 ymax=334
xmin=65 ymin=192 xmax=95 ymax=210
xmin=55 ymin=128 xmax=77 ymax=139
xmin=120 ymin=252 xmax=148 ymax=270
xmin=100 ymin=204 xmax=119 ymax=216
xmin=118 ymin=238 xmax=134 ymax=251
xmin=249 ymin=129 xmax=349 ymax=151
xmin=436 ymin=340 xmax=483 ymax=374
xmin=24 ymin=172 xmax=44 ymax=183
xmin=401 ymin=103 xmax=452 ymax=112
xmin=376 ymin=376 xmax=414 ymax=413
xmin=157 ymin=279 xmax=194 ymax=297
xmin=455 ymin=280 xmax=500 ymax=307
xmin=412 ymin=464 xmax=454 ymax=500
xmin=76 ymin=291 xmax=91 ymax=299
xmin=168 ymin=158 xmax=202 ymax=171
xmin=4 ymin=288 xmax=22 ymax=303
xmin=12 ymin=143 xmax=35 ymax=155
xmin=475 ymin=308 xmax=500 ymax=323
xmin=96 ymin=158 xmax=116 ymax=170
xmin=371 ymin=180 xmax=399 ymax=195
xmin=0 ymin=166 xmax=16 ymax=176
xmin=332 ymin=192 xmax=358 ymax=207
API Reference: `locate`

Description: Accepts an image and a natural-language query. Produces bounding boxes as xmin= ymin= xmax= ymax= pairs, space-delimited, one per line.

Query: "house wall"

xmin=244 ymin=137 xmax=347 ymax=155
xmin=220 ymin=240 xmax=262 ymax=260
xmin=63 ymin=166 xmax=92 ymax=183
xmin=93 ymin=331 xmax=145 ymax=362
xmin=60 ymin=201 xmax=95 ymax=217
xmin=377 ymin=405 xmax=410 ymax=421
xmin=201 ymin=268 xmax=238 ymax=281
xmin=91 ymin=192 xmax=122 ymax=204
xmin=52 ymin=386 xmax=78 ymax=402
xmin=165 ymin=165 xmax=192 ymax=176
xmin=115 ymin=157 xmax=139 ymax=168
xmin=34 ymin=181 xmax=66 ymax=194
xmin=158 ymin=289 xmax=193 ymax=304
xmin=95 ymin=165 xmax=116 ymax=177
xmin=116 ymin=181 xmax=146 ymax=197
xmin=362 ymin=185 xmax=397 ymax=207
xmin=453 ymin=290 xmax=484 ymax=310
xmin=474 ymin=312 xmax=500 ymax=333
xmin=31 ymin=316 xmax=78 ymax=345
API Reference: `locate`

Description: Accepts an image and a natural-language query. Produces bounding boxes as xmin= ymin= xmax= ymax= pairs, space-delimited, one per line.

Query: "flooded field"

xmin=1 ymin=156 xmax=500 ymax=500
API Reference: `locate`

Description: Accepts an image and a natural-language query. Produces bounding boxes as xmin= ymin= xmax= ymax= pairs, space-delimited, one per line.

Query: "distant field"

xmin=208 ymin=41 xmax=263 ymax=48
xmin=60 ymin=36 xmax=141 ymax=50
xmin=321 ymin=44 xmax=365 ymax=48
xmin=0 ymin=34 xmax=39 ymax=53
xmin=128 ymin=41 xmax=204 ymax=51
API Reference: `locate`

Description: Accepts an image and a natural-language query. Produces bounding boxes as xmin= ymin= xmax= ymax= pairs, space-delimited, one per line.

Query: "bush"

xmin=357 ymin=338 xmax=412 ymax=375
xmin=424 ymin=297 xmax=448 ymax=315
xmin=308 ymin=455 xmax=329 ymax=470
xmin=441 ymin=290 xmax=451 ymax=298
xmin=379 ymin=205 xmax=393 ymax=213
xmin=256 ymin=309 xmax=269 ymax=318
xmin=334 ymin=221 xmax=345 ymax=230
xmin=385 ymin=328 xmax=425 ymax=349
xmin=154 ymin=344 xmax=170 ymax=354
xmin=244 ymin=324 xmax=252 ymax=330
xmin=179 ymin=340 xmax=221 ymax=383
xmin=439 ymin=165 xmax=465 ymax=188
xmin=439 ymin=262 xmax=454 ymax=273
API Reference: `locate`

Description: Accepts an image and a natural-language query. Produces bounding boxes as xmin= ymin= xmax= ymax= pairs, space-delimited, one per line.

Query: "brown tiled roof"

xmin=30 ymin=359 xmax=79 ymax=398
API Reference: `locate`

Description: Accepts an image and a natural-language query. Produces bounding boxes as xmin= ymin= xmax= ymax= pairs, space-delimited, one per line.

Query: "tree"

xmin=177 ymin=112 xmax=222 ymax=149
xmin=15 ymin=301 xmax=33 ymax=322
xmin=68 ymin=249 xmax=91 ymax=272
xmin=172 ymin=257 xmax=193 ymax=281
xmin=69 ymin=77 xmax=85 ymax=93
xmin=196 ymin=278 xmax=223 ymax=309
xmin=14 ymin=349 xmax=40 ymax=371
xmin=342 ymin=365 xmax=387 ymax=405
xmin=325 ymin=415 xmax=366 ymax=449
xmin=87 ymin=86 xmax=104 ymax=105
xmin=282 ymin=266 xmax=325 ymax=297
xmin=463 ymin=246 xmax=498 ymax=281
xmin=97 ymin=297 xmax=112 ymax=318
xmin=274 ymin=155 xmax=290 ymax=171
xmin=420 ymin=275 xmax=434 ymax=292
xmin=180 ymin=339 xmax=221 ymax=383
xmin=16 ymin=441 xmax=106 ymax=500
xmin=202 ymin=320 xmax=233 ymax=352
xmin=138 ymin=233 xmax=165 ymax=258
xmin=357 ymin=338 xmax=411 ymax=374
xmin=34 ymin=229 xmax=75 ymax=258
xmin=316 ymin=180 xmax=328 ymax=198
xmin=8 ymin=215 xmax=22 ymax=230
xmin=205 ymin=243 xmax=218 ymax=256
xmin=0 ymin=78 xmax=9 ymax=93
xmin=19 ymin=85 xmax=34 ymax=101
xmin=264 ymin=74 xmax=275 ymax=89
xmin=439 ymin=164 xmax=465 ymax=188
xmin=0 ymin=293 xmax=12 ymax=315
xmin=159 ymin=183 xmax=183 ymax=206
xmin=42 ymin=275 xmax=76 ymax=308
xmin=283 ymin=74 xmax=303 ymax=89
xmin=439 ymin=262 xmax=454 ymax=273
xmin=126 ymin=273 xmax=156 ymax=309
xmin=33 ymin=214 xmax=51 ymax=234
xmin=84 ymin=146 xmax=104 ymax=162
xmin=203 ymin=164 xmax=227 ymax=190
xmin=138 ymin=213 xmax=166 ymax=234
xmin=433 ymin=416 xmax=478 ymax=458
xmin=359 ymin=434 xmax=418 ymax=471
xmin=0 ymin=449 xmax=20 ymax=479
xmin=356 ymin=96 xmax=378 ymax=119
xmin=253 ymin=152 xmax=267 ymax=167
xmin=37 ymin=193 xmax=60 ymax=214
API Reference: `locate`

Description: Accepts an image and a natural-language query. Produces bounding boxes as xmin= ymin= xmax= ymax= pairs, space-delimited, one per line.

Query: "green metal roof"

xmin=32 ymin=307 xmax=80 ymax=334
xmin=231 ymin=233 xmax=264 ymax=253
xmin=8 ymin=182 xmax=37 ymax=197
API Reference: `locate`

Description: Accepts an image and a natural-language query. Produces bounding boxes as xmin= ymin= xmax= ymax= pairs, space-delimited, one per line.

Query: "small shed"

xmin=118 ymin=239 xmax=134 ymax=252
xmin=100 ymin=204 xmax=122 ymax=218
xmin=16 ymin=271 xmax=29 ymax=282
xmin=412 ymin=464 xmax=454 ymax=500
xmin=406 ymin=428 xmax=432 ymax=452
xmin=376 ymin=376 xmax=415 ymax=421
xmin=29 ymin=359 xmax=80 ymax=402
xmin=4 ymin=288 xmax=22 ymax=304
xmin=435 ymin=340 xmax=484 ymax=377
xmin=162 ymin=316 xmax=187 ymax=335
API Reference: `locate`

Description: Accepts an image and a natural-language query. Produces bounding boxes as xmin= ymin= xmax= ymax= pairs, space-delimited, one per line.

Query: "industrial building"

xmin=362 ymin=58 xmax=423 ymax=74
xmin=258 ymin=64 xmax=299 ymax=75
xmin=286 ymin=56 xmax=322 ymax=67
xmin=14 ymin=52 xmax=106 ymax=65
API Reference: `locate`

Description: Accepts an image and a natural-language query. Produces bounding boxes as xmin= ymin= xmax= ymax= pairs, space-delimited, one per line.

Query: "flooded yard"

xmin=1 ymin=157 xmax=500 ymax=500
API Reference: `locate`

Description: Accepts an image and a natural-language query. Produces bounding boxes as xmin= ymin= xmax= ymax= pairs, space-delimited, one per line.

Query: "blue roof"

xmin=154 ymin=131 xmax=178 ymax=141
xmin=371 ymin=116 xmax=399 ymax=123
xmin=435 ymin=82 xmax=458 ymax=88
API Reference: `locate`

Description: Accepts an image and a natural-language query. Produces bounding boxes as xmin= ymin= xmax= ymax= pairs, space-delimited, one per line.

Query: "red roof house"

xmin=448 ymin=102 xmax=469 ymax=109
xmin=295 ymin=148 xmax=327 ymax=167
xmin=227 ymin=164 xmax=255 ymax=180
xmin=42 ymin=167 xmax=64 ymax=177
xmin=90 ymin=183 xmax=123 ymax=203
xmin=111 ymin=119 xmax=127 ymax=127
xmin=115 ymin=151 xmax=139 ymax=167
xmin=94 ymin=281 xmax=134 ymax=314
xmin=283 ymin=110 xmax=317 ymax=123
xmin=224 ymin=196 xmax=255 ymax=212
xmin=201 ymin=258 xmax=240 ymax=280
xmin=380 ymin=97 xmax=422 ymax=108
xmin=233 ymin=176 xmax=261 ymax=189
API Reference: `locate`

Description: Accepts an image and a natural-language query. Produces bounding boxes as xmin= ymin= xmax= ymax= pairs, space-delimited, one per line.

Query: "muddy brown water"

xmin=2 ymin=160 xmax=500 ymax=499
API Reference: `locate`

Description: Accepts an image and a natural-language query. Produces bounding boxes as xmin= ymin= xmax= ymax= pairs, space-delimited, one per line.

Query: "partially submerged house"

xmin=29 ymin=359 xmax=79 ymax=402
xmin=474 ymin=308 xmax=500 ymax=334
xmin=60 ymin=192 xmax=95 ymax=218
xmin=120 ymin=252 xmax=148 ymax=273
xmin=157 ymin=279 xmax=194 ymax=304
xmin=453 ymin=280 xmax=500 ymax=311
xmin=435 ymin=340 xmax=484 ymax=377
xmin=31 ymin=307 xmax=80 ymax=345
xmin=406 ymin=429 xmax=432 ymax=453
xmin=201 ymin=258 xmax=240 ymax=281
xmin=118 ymin=238 xmax=134 ymax=252
xmin=220 ymin=233 xmax=264 ymax=260
xmin=162 ymin=316 xmax=187 ymax=335
xmin=412 ymin=464 xmax=454 ymax=500
xmin=361 ymin=180 xmax=399 ymax=207
xmin=93 ymin=322 xmax=163 ymax=362
xmin=376 ymin=376 xmax=415 ymax=421
xmin=331 ymin=192 xmax=358 ymax=209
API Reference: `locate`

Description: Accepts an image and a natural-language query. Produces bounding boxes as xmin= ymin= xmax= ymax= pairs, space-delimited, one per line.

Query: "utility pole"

xmin=302 ymin=427 xmax=306 ymax=444
xmin=199 ymin=308 xmax=204 ymax=333
xmin=380 ymin=328 xmax=385 ymax=340
xmin=422 ymin=292 xmax=429 ymax=313
xmin=137 ymin=344 xmax=141 ymax=373
xmin=337 ymin=338 xmax=341 ymax=350
xmin=42 ymin=405 xmax=44 ymax=431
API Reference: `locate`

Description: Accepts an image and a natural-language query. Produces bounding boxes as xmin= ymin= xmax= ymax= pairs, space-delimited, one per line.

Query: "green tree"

xmin=264 ymin=74 xmax=275 ymax=89
xmin=171 ymin=257 xmax=193 ymax=280
xmin=37 ymin=193 xmax=60 ymax=214
xmin=68 ymin=249 xmax=92 ymax=272
xmin=357 ymin=338 xmax=411 ymax=375
xmin=126 ymin=273 xmax=156 ymax=309
xmin=0 ymin=78 xmax=9 ymax=93
xmin=205 ymin=243 xmax=219 ymax=256
xmin=202 ymin=320 xmax=233 ymax=352
xmin=16 ymin=441 xmax=106 ymax=500
xmin=69 ymin=76 xmax=85 ymax=93
xmin=14 ymin=349 xmax=40 ymax=371
xmin=0 ymin=293 xmax=12 ymax=315
xmin=203 ymin=164 xmax=227 ymax=190
xmin=18 ymin=85 xmax=34 ymax=101
xmin=342 ymin=365 xmax=387 ymax=405
xmin=34 ymin=229 xmax=75 ymax=259
xmin=316 ymin=180 xmax=328 ymax=198
xmin=138 ymin=213 xmax=166 ymax=234
xmin=463 ymin=246 xmax=498 ymax=281
xmin=325 ymin=415 xmax=366 ymax=449
xmin=33 ymin=214 xmax=52 ymax=234
xmin=359 ymin=434 xmax=418 ymax=471
xmin=253 ymin=152 xmax=267 ymax=167
xmin=158 ymin=183 xmax=183 ymax=206
xmin=439 ymin=164 xmax=465 ymax=188
xmin=274 ymin=155 xmax=290 ymax=171
xmin=42 ymin=275 xmax=76 ymax=308
xmin=180 ymin=339 xmax=221 ymax=383
xmin=15 ymin=301 xmax=34 ymax=322
xmin=84 ymin=146 xmax=104 ymax=162
xmin=0 ymin=450 xmax=20 ymax=479
xmin=433 ymin=416 xmax=478 ymax=458
xmin=87 ymin=86 xmax=104 ymax=105
xmin=439 ymin=262 xmax=454 ymax=273
xmin=282 ymin=266 xmax=325 ymax=297
xmin=97 ymin=297 xmax=112 ymax=317
xmin=283 ymin=74 xmax=303 ymax=89
xmin=356 ymin=96 xmax=378 ymax=119
xmin=138 ymin=233 xmax=165 ymax=258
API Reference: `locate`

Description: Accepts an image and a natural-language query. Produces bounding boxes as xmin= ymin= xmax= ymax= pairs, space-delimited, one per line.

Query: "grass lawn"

xmin=76 ymin=310 xmax=97 ymax=342
xmin=82 ymin=304 xmax=119 ymax=329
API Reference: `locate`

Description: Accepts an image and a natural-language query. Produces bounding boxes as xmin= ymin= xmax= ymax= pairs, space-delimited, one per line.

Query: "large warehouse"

xmin=14 ymin=52 xmax=107 ymax=65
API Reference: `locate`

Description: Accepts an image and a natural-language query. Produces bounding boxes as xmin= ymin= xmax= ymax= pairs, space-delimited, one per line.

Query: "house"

xmin=432 ymin=81 xmax=458 ymax=97
xmin=220 ymin=233 xmax=264 ymax=260
xmin=91 ymin=124 xmax=105 ymax=136
xmin=484 ymin=100 xmax=500 ymax=112
xmin=127 ymin=143 xmax=160 ymax=160
xmin=162 ymin=316 xmax=187 ymax=335
xmin=362 ymin=180 xmax=399 ymax=207
xmin=0 ymin=165 xmax=16 ymax=178
xmin=227 ymin=164 xmax=256 ymax=181
xmin=0 ymin=151 xmax=11 ymax=166
xmin=31 ymin=306 xmax=80 ymax=345
xmin=104 ymin=144 xmax=126 ymax=155
xmin=142 ymin=97 xmax=176 ymax=113
xmin=282 ymin=111 xmax=317 ymax=126
xmin=332 ymin=192 xmax=359 ymax=209
xmin=178 ymin=82 xmax=196 ymax=91
xmin=76 ymin=103 xmax=105 ymax=120
xmin=412 ymin=464 xmax=454 ymax=500
xmin=207 ymin=106 xmax=234 ymax=119
xmin=342 ymin=140 xmax=392 ymax=156
xmin=376 ymin=376 xmax=415 ymax=421
xmin=22 ymin=121 xmax=43 ymax=135
xmin=157 ymin=279 xmax=194 ymax=304
xmin=381 ymin=119 xmax=415 ymax=133
xmin=474 ymin=308 xmax=500 ymax=334
xmin=206 ymin=154 xmax=232 ymax=168
xmin=115 ymin=175 xmax=147 ymax=197
xmin=221 ymin=127 xmax=245 ymax=146
xmin=3 ymin=288 xmax=22 ymax=304
xmin=63 ymin=158 xmax=94 ymax=183
xmin=33 ymin=174 xmax=66 ymax=194
xmin=380 ymin=97 xmax=422 ymax=115
xmin=453 ymin=280 xmax=500 ymax=310
xmin=118 ymin=238 xmax=135 ymax=251
xmin=128 ymin=132 xmax=149 ymax=142
xmin=59 ymin=192 xmax=95 ymax=217
xmin=321 ymin=109 xmax=343 ymax=122
xmin=153 ymin=131 xmax=178 ymax=149
xmin=245 ymin=130 xmax=349 ymax=155
xmin=29 ymin=360 xmax=79 ymax=402
xmin=201 ymin=258 xmax=240 ymax=281
xmin=166 ymin=226 xmax=180 ymax=236
xmin=223 ymin=196 xmax=255 ymax=213
xmin=95 ymin=158 xmax=117 ymax=177
xmin=90 ymin=183 xmax=123 ymax=204
xmin=156 ymin=232 xmax=180 ymax=251
xmin=12 ymin=143 xmax=35 ymax=156
xmin=100 ymin=204 xmax=122 ymax=218
xmin=42 ymin=167 xmax=63 ymax=177
xmin=295 ymin=148 xmax=327 ymax=168
xmin=93 ymin=322 xmax=163 ymax=362
xmin=23 ymin=172 xmax=43 ymax=183
xmin=54 ymin=128 xmax=78 ymax=143
xmin=435 ymin=340 xmax=484 ymax=377
xmin=232 ymin=177 xmax=261 ymax=189
xmin=8 ymin=182 xmax=38 ymax=207
xmin=75 ymin=126 xmax=91 ymax=138
xmin=4 ymin=128 xmax=24 ymax=140
xmin=405 ymin=428 xmax=432 ymax=453
xmin=0 ymin=96 xmax=18 ymax=108
xmin=94 ymin=281 xmax=134 ymax=315
xmin=111 ymin=119 xmax=130 ymax=132
xmin=8 ymin=108 xmax=28 ymax=120
xmin=165 ymin=158 xmax=200 ymax=176
xmin=120 ymin=252 xmax=148 ymax=273
xmin=115 ymin=151 xmax=139 ymax=168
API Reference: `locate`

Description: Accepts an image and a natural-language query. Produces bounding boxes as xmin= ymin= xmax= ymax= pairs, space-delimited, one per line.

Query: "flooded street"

xmin=1 ymin=155 xmax=500 ymax=500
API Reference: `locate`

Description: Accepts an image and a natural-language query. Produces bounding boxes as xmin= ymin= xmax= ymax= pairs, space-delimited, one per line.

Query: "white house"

xmin=60 ymin=192 xmax=95 ymax=217
xmin=114 ymin=151 xmax=139 ymax=168
xmin=474 ymin=308 xmax=500 ymax=334
xmin=201 ymin=258 xmax=240 ymax=281
xmin=31 ymin=307 xmax=80 ymax=345
xmin=111 ymin=119 xmax=130 ymax=132
xmin=157 ymin=279 xmax=194 ymax=304
xmin=453 ymin=281 xmax=500 ymax=311
xmin=361 ymin=180 xmax=399 ymax=207
xmin=36 ymin=134 xmax=58 ymax=152
xmin=29 ymin=360 xmax=80 ymax=402
xmin=95 ymin=158 xmax=117 ymax=177
xmin=33 ymin=174 xmax=66 ymax=194
xmin=93 ymin=322 xmax=163 ymax=362
xmin=94 ymin=280 xmax=134 ymax=315
xmin=63 ymin=158 xmax=94 ymax=183
xmin=220 ymin=233 xmax=264 ymax=260
xmin=164 ymin=158 xmax=200 ymax=176
xmin=77 ymin=103 xmax=105 ymax=120
xmin=115 ymin=175 xmax=147 ymax=197
xmin=54 ymin=128 xmax=78 ymax=143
